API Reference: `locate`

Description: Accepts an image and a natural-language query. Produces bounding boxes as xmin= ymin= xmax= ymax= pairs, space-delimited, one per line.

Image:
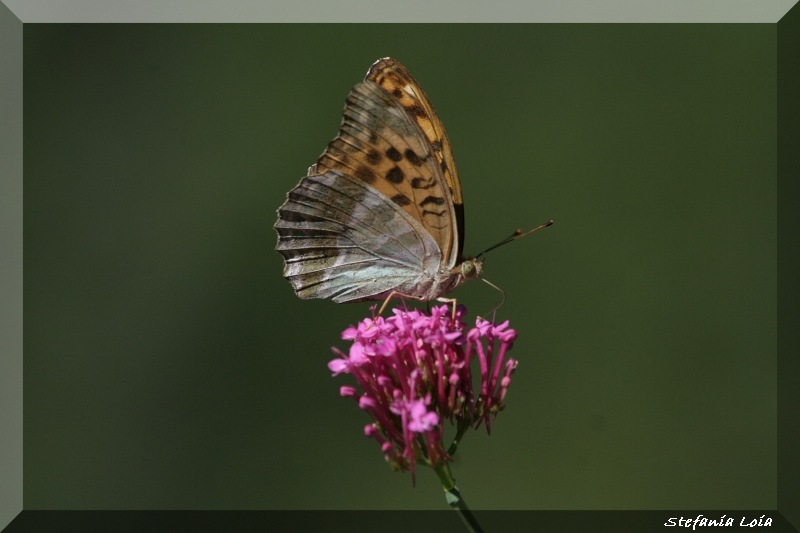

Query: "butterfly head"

xmin=461 ymin=257 xmax=484 ymax=281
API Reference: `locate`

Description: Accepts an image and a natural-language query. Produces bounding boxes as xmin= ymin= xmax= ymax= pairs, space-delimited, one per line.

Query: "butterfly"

xmin=275 ymin=58 xmax=549 ymax=306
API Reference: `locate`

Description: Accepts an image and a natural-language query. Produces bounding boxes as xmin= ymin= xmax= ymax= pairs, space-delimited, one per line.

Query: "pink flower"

xmin=328 ymin=304 xmax=519 ymax=482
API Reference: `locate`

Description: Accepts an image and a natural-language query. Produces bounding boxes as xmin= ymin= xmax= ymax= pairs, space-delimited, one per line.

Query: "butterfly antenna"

xmin=476 ymin=220 xmax=553 ymax=259
xmin=477 ymin=276 xmax=506 ymax=320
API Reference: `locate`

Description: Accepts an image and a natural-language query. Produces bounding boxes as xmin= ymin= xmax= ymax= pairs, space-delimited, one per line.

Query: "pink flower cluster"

xmin=328 ymin=304 xmax=518 ymax=478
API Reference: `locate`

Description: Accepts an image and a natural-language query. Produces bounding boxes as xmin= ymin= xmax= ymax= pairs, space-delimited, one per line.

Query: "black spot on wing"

xmin=420 ymin=195 xmax=445 ymax=207
xmin=385 ymin=147 xmax=402 ymax=162
xmin=385 ymin=166 xmax=405 ymax=184
xmin=406 ymin=104 xmax=428 ymax=119
xmin=392 ymin=88 xmax=403 ymax=99
xmin=411 ymin=177 xmax=434 ymax=190
xmin=432 ymin=140 xmax=443 ymax=152
xmin=390 ymin=193 xmax=412 ymax=206
xmin=404 ymin=149 xmax=423 ymax=166
xmin=355 ymin=166 xmax=377 ymax=183
xmin=366 ymin=149 xmax=382 ymax=165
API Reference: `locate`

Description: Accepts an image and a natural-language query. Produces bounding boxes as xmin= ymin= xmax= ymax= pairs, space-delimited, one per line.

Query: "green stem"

xmin=446 ymin=417 xmax=472 ymax=457
xmin=433 ymin=462 xmax=485 ymax=533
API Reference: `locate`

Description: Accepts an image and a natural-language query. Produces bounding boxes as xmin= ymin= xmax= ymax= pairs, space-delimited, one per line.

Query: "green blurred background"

xmin=23 ymin=24 xmax=776 ymax=509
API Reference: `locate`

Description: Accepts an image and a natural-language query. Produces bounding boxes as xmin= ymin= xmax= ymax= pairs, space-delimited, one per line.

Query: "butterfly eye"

xmin=461 ymin=260 xmax=479 ymax=279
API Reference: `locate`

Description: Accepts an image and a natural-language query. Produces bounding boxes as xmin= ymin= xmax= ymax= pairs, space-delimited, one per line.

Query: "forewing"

xmin=311 ymin=60 xmax=461 ymax=268
xmin=365 ymin=58 xmax=465 ymax=263
xmin=275 ymin=170 xmax=441 ymax=303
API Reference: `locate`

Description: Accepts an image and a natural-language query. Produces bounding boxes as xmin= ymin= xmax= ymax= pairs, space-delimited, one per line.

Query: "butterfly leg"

xmin=436 ymin=297 xmax=458 ymax=322
xmin=375 ymin=290 xmax=424 ymax=320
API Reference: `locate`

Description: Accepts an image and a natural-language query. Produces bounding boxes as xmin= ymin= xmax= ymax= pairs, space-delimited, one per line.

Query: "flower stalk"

xmin=433 ymin=462 xmax=485 ymax=533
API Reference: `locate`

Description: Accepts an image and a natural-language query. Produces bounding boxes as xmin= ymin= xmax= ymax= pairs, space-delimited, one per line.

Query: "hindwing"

xmin=275 ymin=170 xmax=441 ymax=303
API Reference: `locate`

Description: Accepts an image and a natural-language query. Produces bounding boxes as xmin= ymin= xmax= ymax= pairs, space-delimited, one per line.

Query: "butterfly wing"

xmin=311 ymin=58 xmax=463 ymax=269
xmin=275 ymin=170 xmax=442 ymax=303
xmin=365 ymin=58 xmax=465 ymax=263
